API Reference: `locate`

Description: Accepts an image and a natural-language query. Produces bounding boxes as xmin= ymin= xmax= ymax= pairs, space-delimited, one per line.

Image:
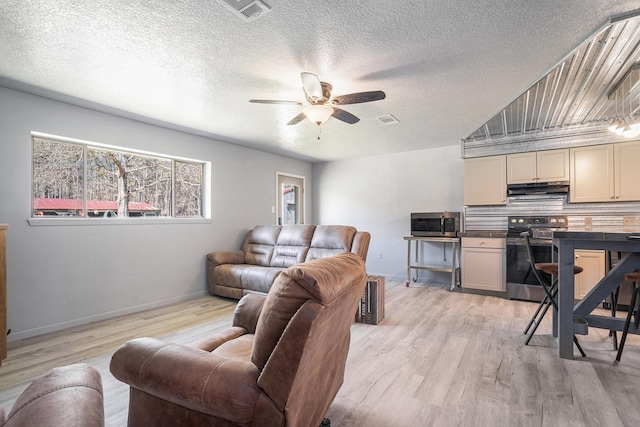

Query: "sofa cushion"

xmin=305 ymin=225 xmax=356 ymax=261
xmin=270 ymin=224 xmax=315 ymax=268
xmin=243 ymin=225 xmax=281 ymax=266
xmin=241 ymin=267 xmax=284 ymax=294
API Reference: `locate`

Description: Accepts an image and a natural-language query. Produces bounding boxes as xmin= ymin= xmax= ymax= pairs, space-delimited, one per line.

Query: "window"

xmin=31 ymin=134 xmax=207 ymax=221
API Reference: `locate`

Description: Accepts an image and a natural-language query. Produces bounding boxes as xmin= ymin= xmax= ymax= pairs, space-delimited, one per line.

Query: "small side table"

xmin=355 ymin=276 xmax=385 ymax=325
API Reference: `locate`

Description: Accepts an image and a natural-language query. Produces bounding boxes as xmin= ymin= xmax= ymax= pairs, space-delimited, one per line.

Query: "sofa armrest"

xmin=110 ymin=337 xmax=261 ymax=424
xmin=233 ymin=293 xmax=266 ymax=333
xmin=351 ymin=231 xmax=371 ymax=262
xmin=207 ymin=250 xmax=245 ymax=267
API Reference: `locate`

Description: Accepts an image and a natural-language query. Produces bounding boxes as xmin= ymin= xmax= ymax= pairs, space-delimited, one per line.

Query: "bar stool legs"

xmin=615 ymin=271 xmax=640 ymax=362
xmin=520 ymin=232 xmax=586 ymax=357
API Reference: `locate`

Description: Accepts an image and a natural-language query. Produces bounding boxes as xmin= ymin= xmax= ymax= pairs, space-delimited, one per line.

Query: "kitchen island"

xmin=553 ymin=229 xmax=640 ymax=359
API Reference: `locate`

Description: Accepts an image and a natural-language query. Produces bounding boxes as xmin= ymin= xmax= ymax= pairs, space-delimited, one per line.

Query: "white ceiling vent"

xmin=376 ymin=114 xmax=399 ymax=125
xmin=218 ymin=0 xmax=271 ymax=22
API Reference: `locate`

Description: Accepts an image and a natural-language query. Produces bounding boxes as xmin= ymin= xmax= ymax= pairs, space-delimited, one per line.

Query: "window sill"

xmin=27 ymin=217 xmax=212 ymax=226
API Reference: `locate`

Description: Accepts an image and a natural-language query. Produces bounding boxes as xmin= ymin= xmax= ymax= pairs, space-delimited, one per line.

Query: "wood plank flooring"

xmin=1 ymin=281 xmax=639 ymax=426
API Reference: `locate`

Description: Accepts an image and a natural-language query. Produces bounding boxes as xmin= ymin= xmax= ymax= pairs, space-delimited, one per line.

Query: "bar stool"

xmin=615 ymin=270 xmax=640 ymax=362
xmin=521 ymin=232 xmax=587 ymax=357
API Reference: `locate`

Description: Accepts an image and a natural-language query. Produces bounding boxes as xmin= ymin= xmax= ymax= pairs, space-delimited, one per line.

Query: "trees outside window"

xmin=32 ymin=136 xmax=204 ymax=219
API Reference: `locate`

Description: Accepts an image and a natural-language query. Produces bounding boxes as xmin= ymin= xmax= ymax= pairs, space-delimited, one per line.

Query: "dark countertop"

xmin=553 ymin=228 xmax=640 ymax=241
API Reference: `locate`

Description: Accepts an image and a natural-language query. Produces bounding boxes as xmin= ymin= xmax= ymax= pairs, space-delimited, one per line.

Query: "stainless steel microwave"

xmin=410 ymin=212 xmax=461 ymax=237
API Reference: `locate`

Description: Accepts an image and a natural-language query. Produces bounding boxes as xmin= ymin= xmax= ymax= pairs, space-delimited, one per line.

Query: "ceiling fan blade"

xmin=286 ymin=112 xmax=307 ymax=125
xmin=332 ymin=107 xmax=360 ymax=124
xmin=301 ymin=72 xmax=323 ymax=102
xmin=331 ymin=90 xmax=386 ymax=105
xmin=249 ymin=99 xmax=303 ymax=105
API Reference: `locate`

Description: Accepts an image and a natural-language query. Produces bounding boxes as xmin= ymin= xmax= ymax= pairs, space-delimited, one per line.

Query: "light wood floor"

xmin=1 ymin=281 xmax=639 ymax=426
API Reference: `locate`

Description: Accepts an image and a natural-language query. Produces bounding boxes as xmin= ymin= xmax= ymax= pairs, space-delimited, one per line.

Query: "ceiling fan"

xmin=250 ymin=72 xmax=386 ymax=126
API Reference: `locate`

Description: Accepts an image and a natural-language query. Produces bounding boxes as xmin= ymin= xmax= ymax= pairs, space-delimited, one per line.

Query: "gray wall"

xmin=0 ymin=87 xmax=311 ymax=340
xmin=312 ymin=145 xmax=464 ymax=281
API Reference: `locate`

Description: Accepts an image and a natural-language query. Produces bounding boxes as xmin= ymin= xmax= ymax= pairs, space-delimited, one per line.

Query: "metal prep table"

xmin=403 ymin=236 xmax=461 ymax=291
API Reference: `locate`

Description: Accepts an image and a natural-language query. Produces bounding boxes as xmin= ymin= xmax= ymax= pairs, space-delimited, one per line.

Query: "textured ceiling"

xmin=1 ymin=1 xmax=639 ymax=162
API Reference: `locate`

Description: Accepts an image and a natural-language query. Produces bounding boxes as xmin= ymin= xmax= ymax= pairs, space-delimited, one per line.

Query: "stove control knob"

xmin=518 ymin=219 xmax=524 ymax=223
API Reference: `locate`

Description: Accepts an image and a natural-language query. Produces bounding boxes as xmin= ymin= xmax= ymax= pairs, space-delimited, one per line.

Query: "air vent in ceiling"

xmin=218 ymin=0 xmax=271 ymax=22
xmin=376 ymin=114 xmax=399 ymax=125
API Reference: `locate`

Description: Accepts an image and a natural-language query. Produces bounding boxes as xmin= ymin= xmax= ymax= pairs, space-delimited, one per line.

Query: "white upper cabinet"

xmin=570 ymin=141 xmax=640 ymax=203
xmin=614 ymin=140 xmax=640 ymax=201
xmin=507 ymin=149 xmax=569 ymax=184
xmin=464 ymin=155 xmax=507 ymax=206
xmin=570 ymin=144 xmax=614 ymax=203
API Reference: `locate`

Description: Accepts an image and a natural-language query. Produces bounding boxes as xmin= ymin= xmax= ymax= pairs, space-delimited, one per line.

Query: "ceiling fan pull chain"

xmin=317 ymin=124 xmax=321 ymax=140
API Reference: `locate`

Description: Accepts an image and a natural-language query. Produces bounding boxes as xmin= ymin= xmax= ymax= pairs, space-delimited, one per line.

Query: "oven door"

xmin=506 ymin=236 xmax=552 ymax=302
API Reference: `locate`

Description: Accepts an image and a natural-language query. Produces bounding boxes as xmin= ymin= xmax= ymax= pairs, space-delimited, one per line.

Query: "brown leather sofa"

xmin=110 ymin=252 xmax=368 ymax=427
xmin=1 ymin=364 xmax=104 ymax=427
xmin=207 ymin=224 xmax=370 ymax=299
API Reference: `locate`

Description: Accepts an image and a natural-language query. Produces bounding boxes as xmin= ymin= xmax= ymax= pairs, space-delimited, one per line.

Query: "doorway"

xmin=276 ymin=173 xmax=305 ymax=225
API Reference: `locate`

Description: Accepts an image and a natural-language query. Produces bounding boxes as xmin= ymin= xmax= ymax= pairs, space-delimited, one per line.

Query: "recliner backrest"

xmin=251 ymin=253 xmax=367 ymax=425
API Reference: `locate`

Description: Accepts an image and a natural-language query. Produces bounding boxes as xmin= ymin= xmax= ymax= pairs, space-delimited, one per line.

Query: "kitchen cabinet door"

xmin=507 ymin=152 xmax=536 ymax=184
xmin=537 ymin=148 xmax=570 ymax=182
xmin=507 ymin=149 xmax=569 ymax=184
xmin=464 ymin=156 xmax=507 ymax=206
xmin=614 ymin=140 xmax=640 ymax=201
xmin=574 ymin=250 xmax=605 ymax=300
xmin=570 ymin=144 xmax=615 ymax=203
xmin=461 ymin=238 xmax=506 ymax=292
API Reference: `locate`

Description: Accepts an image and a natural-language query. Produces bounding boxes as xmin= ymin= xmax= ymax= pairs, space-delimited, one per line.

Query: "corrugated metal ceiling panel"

xmin=464 ymin=13 xmax=640 ymax=144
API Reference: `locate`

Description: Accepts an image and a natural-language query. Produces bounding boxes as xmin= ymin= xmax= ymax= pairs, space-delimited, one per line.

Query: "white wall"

xmin=312 ymin=145 xmax=464 ymax=281
xmin=0 ymin=87 xmax=311 ymax=340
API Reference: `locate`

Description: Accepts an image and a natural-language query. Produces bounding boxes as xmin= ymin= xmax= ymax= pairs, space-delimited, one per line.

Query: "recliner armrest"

xmin=233 ymin=293 xmax=266 ymax=333
xmin=110 ymin=337 xmax=261 ymax=424
xmin=3 ymin=364 xmax=104 ymax=427
xmin=207 ymin=250 xmax=245 ymax=267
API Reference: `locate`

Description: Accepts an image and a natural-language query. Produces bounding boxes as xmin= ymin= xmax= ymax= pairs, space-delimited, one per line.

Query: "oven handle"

xmin=627 ymin=234 xmax=640 ymax=240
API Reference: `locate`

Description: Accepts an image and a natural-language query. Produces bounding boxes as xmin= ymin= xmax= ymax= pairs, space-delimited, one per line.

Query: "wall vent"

xmin=218 ymin=0 xmax=271 ymax=22
xmin=376 ymin=114 xmax=399 ymax=125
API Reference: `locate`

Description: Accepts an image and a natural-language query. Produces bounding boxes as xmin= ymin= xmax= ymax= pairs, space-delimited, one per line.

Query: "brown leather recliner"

xmin=110 ymin=252 xmax=368 ymax=426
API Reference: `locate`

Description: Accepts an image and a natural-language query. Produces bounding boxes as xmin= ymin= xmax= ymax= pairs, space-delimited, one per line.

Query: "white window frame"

xmin=28 ymin=132 xmax=211 ymax=226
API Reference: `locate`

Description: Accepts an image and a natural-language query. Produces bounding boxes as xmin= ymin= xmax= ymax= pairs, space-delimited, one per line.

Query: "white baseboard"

xmin=7 ymin=290 xmax=209 ymax=342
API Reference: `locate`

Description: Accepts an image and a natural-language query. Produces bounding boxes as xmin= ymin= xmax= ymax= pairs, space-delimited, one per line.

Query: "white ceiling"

xmin=1 ymin=1 xmax=639 ymax=162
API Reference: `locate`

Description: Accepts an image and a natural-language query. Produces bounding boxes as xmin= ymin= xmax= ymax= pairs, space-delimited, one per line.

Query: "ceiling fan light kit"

xmin=303 ymin=105 xmax=334 ymax=125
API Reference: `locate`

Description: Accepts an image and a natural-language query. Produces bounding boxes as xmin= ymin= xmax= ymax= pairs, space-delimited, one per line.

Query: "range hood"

xmin=507 ymin=181 xmax=570 ymax=196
